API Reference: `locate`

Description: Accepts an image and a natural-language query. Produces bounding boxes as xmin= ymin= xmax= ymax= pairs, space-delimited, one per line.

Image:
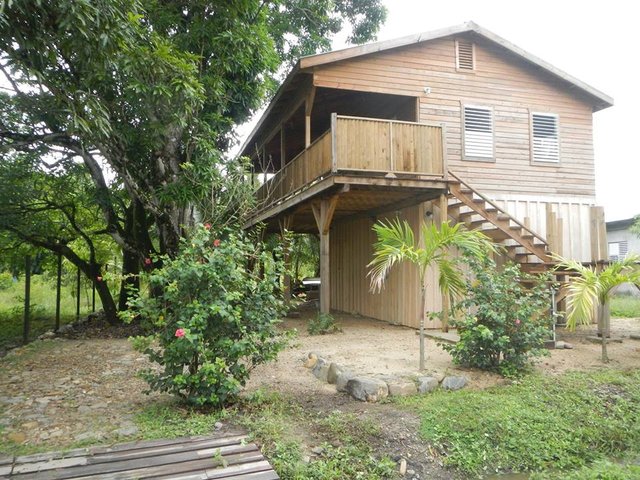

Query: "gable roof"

xmin=239 ymin=21 xmax=613 ymax=159
xmin=606 ymin=217 xmax=638 ymax=231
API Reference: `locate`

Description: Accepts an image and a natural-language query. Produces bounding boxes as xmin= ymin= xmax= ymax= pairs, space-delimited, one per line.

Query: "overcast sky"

xmin=239 ymin=0 xmax=637 ymax=222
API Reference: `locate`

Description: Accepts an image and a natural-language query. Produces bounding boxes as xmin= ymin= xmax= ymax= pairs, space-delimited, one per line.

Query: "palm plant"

xmin=555 ymin=254 xmax=640 ymax=363
xmin=368 ymin=219 xmax=498 ymax=370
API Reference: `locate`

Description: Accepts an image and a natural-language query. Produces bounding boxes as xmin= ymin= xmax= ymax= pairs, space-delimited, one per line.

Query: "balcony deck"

xmin=246 ymin=115 xmax=448 ymax=232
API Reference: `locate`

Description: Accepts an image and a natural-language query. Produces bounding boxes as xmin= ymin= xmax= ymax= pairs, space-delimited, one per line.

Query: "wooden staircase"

xmin=447 ymin=171 xmax=553 ymax=265
xmin=446 ymin=171 xmax=570 ymax=325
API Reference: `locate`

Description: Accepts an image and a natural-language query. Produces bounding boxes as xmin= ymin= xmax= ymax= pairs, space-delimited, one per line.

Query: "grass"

xmin=610 ymin=294 xmax=640 ymax=318
xmin=399 ymin=369 xmax=640 ymax=477
xmin=0 ymin=274 xmax=101 ymax=350
xmin=531 ymin=460 xmax=640 ymax=479
xmin=135 ymin=389 xmax=396 ymax=480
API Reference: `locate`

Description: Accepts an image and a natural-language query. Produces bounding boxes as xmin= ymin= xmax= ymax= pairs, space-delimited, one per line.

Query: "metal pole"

xmin=55 ymin=253 xmax=62 ymax=332
xmin=76 ymin=266 xmax=81 ymax=320
xmin=23 ymin=255 xmax=31 ymax=344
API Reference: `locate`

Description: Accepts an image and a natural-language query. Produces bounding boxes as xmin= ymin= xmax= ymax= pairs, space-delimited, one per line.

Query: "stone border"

xmin=302 ymin=352 xmax=468 ymax=403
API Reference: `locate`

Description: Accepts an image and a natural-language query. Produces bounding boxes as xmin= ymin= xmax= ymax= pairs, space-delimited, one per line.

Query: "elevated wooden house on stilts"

xmin=239 ymin=22 xmax=613 ymax=330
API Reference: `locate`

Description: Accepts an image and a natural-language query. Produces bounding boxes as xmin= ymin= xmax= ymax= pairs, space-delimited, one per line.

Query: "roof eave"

xmin=237 ymin=61 xmax=302 ymax=159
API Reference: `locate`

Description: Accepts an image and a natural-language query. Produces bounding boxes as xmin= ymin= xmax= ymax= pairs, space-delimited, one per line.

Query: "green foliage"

xmin=236 ymin=390 xmax=396 ymax=480
xmin=307 ymin=312 xmax=342 ymax=335
xmin=631 ymin=215 xmax=640 ymax=237
xmin=290 ymin=234 xmax=319 ymax=282
xmin=0 ymin=274 xmax=99 ymax=350
xmin=555 ymin=254 xmax=640 ymax=329
xmin=0 ymin=271 xmax=12 ymax=290
xmin=610 ymin=295 xmax=640 ymax=318
xmin=135 ymin=401 xmax=226 ymax=439
xmin=400 ymin=369 xmax=640 ymax=476
xmin=531 ymin=460 xmax=640 ymax=480
xmin=443 ymin=256 xmax=553 ymax=376
xmin=0 ymin=0 xmax=387 ymax=263
xmin=368 ymin=220 xmax=498 ymax=298
xmin=121 ymin=225 xmax=289 ymax=407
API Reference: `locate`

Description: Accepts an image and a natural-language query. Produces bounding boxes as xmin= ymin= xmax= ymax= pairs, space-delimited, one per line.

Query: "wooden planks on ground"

xmin=1 ymin=433 xmax=279 ymax=480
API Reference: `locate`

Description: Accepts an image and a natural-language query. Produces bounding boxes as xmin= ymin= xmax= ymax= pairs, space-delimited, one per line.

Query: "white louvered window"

xmin=532 ymin=113 xmax=560 ymax=163
xmin=456 ymin=40 xmax=474 ymax=70
xmin=463 ymin=105 xmax=493 ymax=159
xmin=608 ymin=241 xmax=628 ymax=261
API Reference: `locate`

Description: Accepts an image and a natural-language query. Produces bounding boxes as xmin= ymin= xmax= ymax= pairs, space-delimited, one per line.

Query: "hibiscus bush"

xmin=443 ymin=255 xmax=555 ymax=377
xmin=122 ymin=225 xmax=289 ymax=407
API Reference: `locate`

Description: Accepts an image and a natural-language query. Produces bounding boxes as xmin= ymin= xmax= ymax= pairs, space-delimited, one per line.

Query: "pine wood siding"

xmin=330 ymin=203 xmax=445 ymax=329
xmin=312 ymin=36 xmax=596 ymax=197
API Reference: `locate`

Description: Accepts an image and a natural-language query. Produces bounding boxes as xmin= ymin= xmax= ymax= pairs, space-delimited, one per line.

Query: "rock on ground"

xmin=387 ymin=380 xmax=418 ymax=397
xmin=441 ymin=376 xmax=468 ymax=391
xmin=327 ymin=363 xmax=344 ymax=384
xmin=346 ymin=377 xmax=389 ymax=402
xmin=312 ymin=358 xmax=330 ymax=382
xmin=417 ymin=376 xmax=439 ymax=394
xmin=335 ymin=371 xmax=355 ymax=392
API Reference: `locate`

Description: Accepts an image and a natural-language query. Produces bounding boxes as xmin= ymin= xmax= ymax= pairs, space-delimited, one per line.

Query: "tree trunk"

xmin=95 ymin=276 xmax=119 ymax=325
xmin=599 ymin=301 xmax=610 ymax=363
xmin=119 ymin=250 xmax=140 ymax=311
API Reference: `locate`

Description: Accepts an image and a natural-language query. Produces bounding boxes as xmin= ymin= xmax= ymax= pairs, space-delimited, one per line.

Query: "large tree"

xmin=0 ymin=0 xmax=386 ymax=320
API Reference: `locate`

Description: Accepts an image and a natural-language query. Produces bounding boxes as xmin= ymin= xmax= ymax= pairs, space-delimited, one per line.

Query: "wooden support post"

xmin=280 ymin=127 xmax=286 ymax=171
xmin=76 ymin=266 xmax=81 ymax=320
xmin=23 ymin=255 xmax=31 ymax=345
xmin=312 ymin=195 xmax=339 ymax=314
xmin=55 ymin=253 xmax=62 ymax=332
xmin=279 ymin=215 xmax=294 ymax=306
xmin=305 ymin=86 xmax=316 ymax=148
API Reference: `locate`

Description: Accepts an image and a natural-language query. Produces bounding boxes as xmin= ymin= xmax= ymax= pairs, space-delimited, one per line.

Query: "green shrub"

xmin=0 ymin=271 xmax=13 ymax=290
xmin=443 ymin=256 xmax=554 ymax=376
xmin=121 ymin=225 xmax=290 ymax=407
xmin=308 ymin=312 xmax=341 ymax=335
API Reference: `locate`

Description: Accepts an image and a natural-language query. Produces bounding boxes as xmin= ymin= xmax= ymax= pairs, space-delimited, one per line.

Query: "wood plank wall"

xmin=312 ymin=34 xmax=596 ymax=197
xmin=330 ymin=203 xmax=445 ymax=329
xmin=491 ymin=194 xmax=595 ymax=261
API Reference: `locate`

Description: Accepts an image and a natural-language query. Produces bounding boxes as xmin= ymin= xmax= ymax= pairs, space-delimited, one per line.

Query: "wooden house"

xmin=239 ymin=22 xmax=613 ymax=329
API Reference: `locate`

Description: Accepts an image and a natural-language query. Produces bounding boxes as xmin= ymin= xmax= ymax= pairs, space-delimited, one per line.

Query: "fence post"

xmin=55 ymin=253 xmax=62 ymax=332
xmin=76 ymin=266 xmax=81 ymax=320
xmin=23 ymin=255 xmax=31 ymax=344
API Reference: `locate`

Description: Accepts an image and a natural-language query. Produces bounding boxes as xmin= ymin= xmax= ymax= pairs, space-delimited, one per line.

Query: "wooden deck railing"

xmin=334 ymin=115 xmax=444 ymax=176
xmin=255 ymin=114 xmax=444 ymax=207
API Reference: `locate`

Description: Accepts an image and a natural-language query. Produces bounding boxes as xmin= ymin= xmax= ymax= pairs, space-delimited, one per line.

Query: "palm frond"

xmin=556 ymin=254 xmax=640 ymax=330
xmin=367 ymin=219 xmax=419 ymax=292
xmin=564 ymin=269 xmax=599 ymax=329
xmin=437 ymin=257 xmax=467 ymax=301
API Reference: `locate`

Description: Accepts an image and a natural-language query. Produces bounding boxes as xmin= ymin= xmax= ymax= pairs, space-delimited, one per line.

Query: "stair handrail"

xmin=448 ymin=170 xmax=549 ymax=247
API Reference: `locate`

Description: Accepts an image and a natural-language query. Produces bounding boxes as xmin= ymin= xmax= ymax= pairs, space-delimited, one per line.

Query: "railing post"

xmin=389 ymin=122 xmax=394 ymax=172
xmin=440 ymin=122 xmax=448 ymax=180
xmin=331 ymin=113 xmax=337 ymax=172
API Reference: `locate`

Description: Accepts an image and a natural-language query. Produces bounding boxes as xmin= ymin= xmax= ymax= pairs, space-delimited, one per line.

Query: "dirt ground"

xmin=1 ymin=309 xmax=639 ymax=479
xmin=246 ymin=308 xmax=640 ymax=395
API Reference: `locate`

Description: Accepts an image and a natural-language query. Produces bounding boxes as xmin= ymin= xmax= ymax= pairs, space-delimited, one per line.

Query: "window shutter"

xmin=608 ymin=241 xmax=628 ymax=261
xmin=532 ymin=113 xmax=559 ymax=163
xmin=464 ymin=106 xmax=493 ymax=159
xmin=456 ymin=40 xmax=474 ymax=70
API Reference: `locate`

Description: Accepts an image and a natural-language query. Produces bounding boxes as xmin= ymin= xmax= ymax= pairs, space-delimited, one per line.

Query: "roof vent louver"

xmin=456 ymin=40 xmax=474 ymax=70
